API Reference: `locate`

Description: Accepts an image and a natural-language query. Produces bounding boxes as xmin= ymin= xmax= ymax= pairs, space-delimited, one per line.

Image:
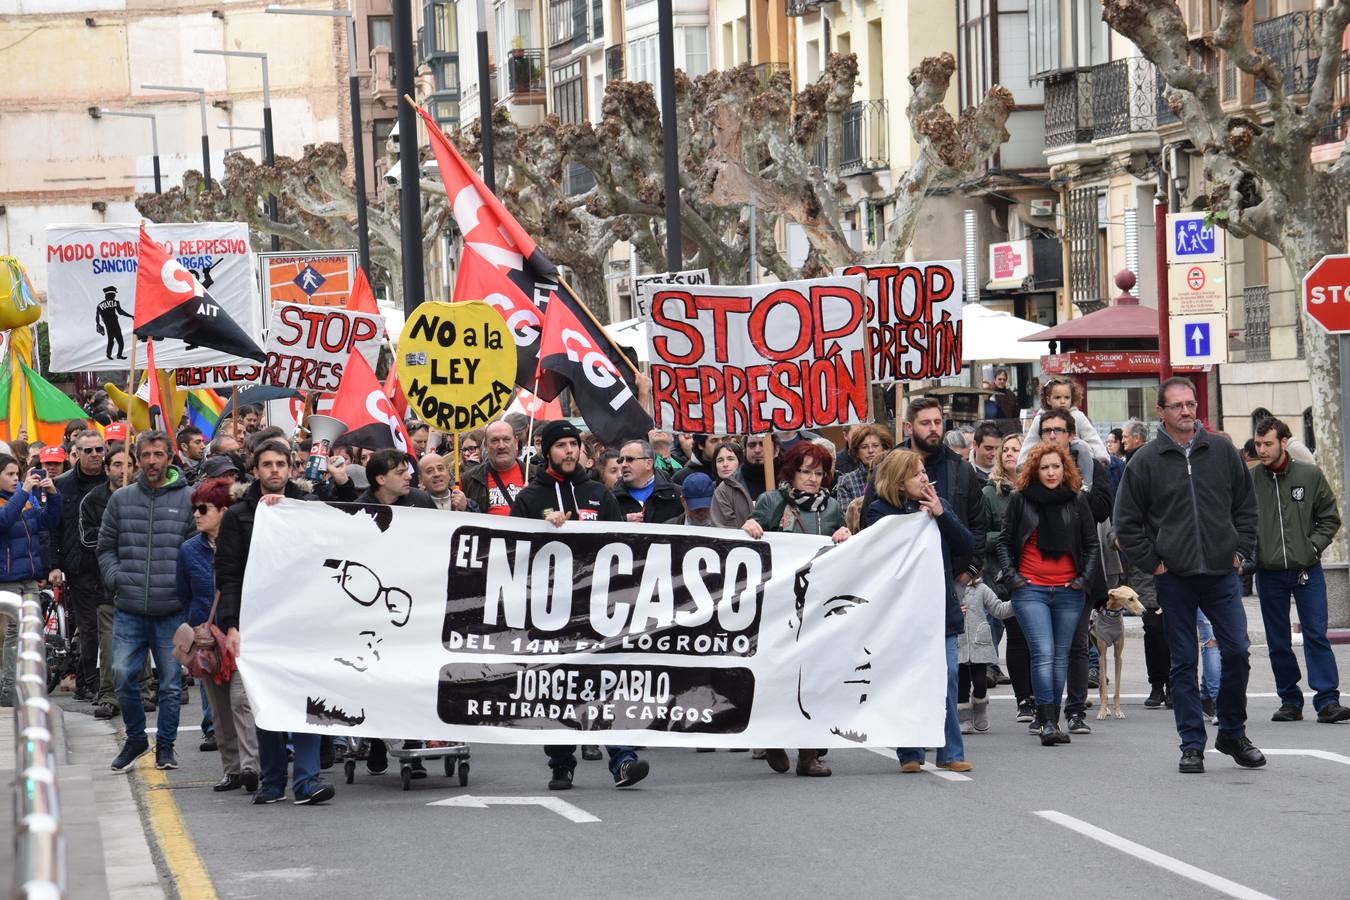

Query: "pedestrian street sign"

xmin=294 ymin=265 xmax=327 ymax=297
xmin=1166 ymin=212 xmax=1226 ymax=264
xmin=1167 ymin=261 xmax=1226 ymax=315
xmin=1168 ymin=312 xmax=1228 ymax=366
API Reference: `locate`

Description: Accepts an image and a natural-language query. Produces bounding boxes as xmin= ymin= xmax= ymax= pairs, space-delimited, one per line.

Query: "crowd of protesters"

xmin=2 ymin=370 xmax=1346 ymax=804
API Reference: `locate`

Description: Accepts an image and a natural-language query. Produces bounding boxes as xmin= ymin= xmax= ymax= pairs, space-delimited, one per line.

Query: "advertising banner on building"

xmin=46 ymin=223 xmax=262 ymax=372
xmin=833 ymin=261 xmax=963 ymax=384
xmin=644 ymin=275 xmax=872 ymax=433
xmin=238 ymin=500 xmax=947 ymax=749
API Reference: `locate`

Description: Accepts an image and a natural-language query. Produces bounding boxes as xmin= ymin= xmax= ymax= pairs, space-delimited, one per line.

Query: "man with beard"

xmin=357 ymin=450 xmax=436 ymax=509
xmin=511 ymin=420 xmax=649 ymax=790
xmin=176 ymin=426 xmax=207 ymax=484
xmin=97 ymin=431 xmax=197 ymax=773
xmin=219 ymin=440 xmax=349 ymax=804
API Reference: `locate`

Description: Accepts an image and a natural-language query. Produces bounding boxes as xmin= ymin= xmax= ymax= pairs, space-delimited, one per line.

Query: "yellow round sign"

xmin=396 ymin=300 xmax=516 ymax=432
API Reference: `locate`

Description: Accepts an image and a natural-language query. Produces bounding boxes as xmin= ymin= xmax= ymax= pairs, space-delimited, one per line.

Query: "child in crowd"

xmin=957 ymin=575 xmax=1015 ymax=734
xmin=1018 ymin=377 xmax=1109 ymax=477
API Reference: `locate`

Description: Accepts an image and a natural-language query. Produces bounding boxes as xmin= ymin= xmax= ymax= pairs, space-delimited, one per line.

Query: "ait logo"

xmin=1292 ymin=486 xmax=1306 ymax=501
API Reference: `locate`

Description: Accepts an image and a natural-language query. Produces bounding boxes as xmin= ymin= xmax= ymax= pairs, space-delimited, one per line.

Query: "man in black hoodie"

xmin=51 ymin=428 xmax=111 ymax=701
xmin=356 ymin=450 xmax=435 ymax=509
xmin=510 ymin=420 xmax=648 ymax=791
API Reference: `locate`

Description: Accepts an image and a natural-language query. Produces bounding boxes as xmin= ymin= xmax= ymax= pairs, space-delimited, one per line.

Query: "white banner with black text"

xmin=237 ymin=500 xmax=948 ymax=748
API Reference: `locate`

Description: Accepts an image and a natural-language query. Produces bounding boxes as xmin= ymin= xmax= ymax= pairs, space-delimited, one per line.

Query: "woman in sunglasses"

xmin=176 ymin=478 xmax=259 ymax=793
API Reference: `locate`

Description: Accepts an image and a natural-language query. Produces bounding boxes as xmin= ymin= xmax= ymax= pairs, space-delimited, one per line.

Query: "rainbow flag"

xmin=186 ymin=388 xmax=226 ymax=439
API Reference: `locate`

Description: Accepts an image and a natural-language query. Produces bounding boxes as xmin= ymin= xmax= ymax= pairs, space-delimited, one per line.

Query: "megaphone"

xmin=304 ymin=414 xmax=347 ymax=481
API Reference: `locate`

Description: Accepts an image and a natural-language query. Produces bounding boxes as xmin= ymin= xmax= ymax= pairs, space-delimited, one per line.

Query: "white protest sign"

xmin=643 ymin=275 xmax=871 ymax=433
xmin=633 ymin=268 xmax=710 ymax=319
xmin=833 ymin=261 xmax=964 ymax=384
xmin=238 ymin=501 xmax=947 ymax=749
xmin=45 ymin=223 xmax=261 ymax=371
xmin=260 ymin=301 xmax=385 ymax=392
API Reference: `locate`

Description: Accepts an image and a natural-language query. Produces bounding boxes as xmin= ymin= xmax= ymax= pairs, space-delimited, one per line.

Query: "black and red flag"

xmin=133 ymin=225 xmax=265 ymax=362
xmin=330 ymin=348 xmax=412 ymax=452
xmin=420 ymin=103 xmax=653 ymax=447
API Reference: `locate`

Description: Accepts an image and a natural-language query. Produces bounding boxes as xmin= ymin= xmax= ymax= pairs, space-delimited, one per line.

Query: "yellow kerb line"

xmin=135 ymin=753 xmax=220 ymax=899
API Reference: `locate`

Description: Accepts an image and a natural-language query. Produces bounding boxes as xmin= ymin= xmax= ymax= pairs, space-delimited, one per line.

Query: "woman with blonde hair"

xmin=995 ymin=442 xmax=1100 ymax=746
xmin=866 ymin=449 xmax=975 ymax=773
xmin=982 ymin=433 xmax=1034 ymax=722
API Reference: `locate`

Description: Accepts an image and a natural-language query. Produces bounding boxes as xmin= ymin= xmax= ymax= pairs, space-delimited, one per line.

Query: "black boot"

xmin=1037 ymin=704 xmax=1059 ymax=746
xmin=1052 ymin=705 xmax=1072 ymax=744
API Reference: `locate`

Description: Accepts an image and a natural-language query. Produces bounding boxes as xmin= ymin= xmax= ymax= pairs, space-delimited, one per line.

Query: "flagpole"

xmin=125 ymin=333 xmax=138 ymax=446
xmin=452 ymin=431 xmax=460 ymax=488
xmin=523 ymin=374 xmax=541 ymax=457
xmin=556 ymin=277 xmax=640 ymax=379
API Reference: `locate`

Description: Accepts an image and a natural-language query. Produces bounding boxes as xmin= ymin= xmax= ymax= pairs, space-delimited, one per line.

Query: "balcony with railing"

xmin=1044 ymin=59 xmax=1163 ymax=151
xmin=841 ymin=99 xmax=889 ymax=174
xmin=1253 ymin=9 xmax=1323 ymax=102
xmin=500 ymin=49 xmax=546 ymax=104
xmin=786 ymin=0 xmax=821 ymax=16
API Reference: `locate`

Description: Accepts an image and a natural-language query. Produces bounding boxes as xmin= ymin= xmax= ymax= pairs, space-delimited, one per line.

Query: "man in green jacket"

xmin=1251 ymin=417 xmax=1349 ymax=724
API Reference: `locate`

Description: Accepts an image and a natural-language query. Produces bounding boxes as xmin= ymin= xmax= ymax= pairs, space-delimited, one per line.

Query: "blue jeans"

xmin=112 ymin=608 xmax=186 ymax=746
xmin=1156 ymin=571 xmax=1250 ymax=751
xmin=1257 ymin=565 xmax=1341 ymax=712
xmin=1012 ymin=585 xmax=1084 ymax=706
xmin=257 ymin=729 xmax=321 ymax=795
xmin=1197 ymin=611 xmax=1220 ymax=701
xmin=545 ymin=745 xmax=637 ymax=778
xmin=897 ymin=634 xmax=964 ymax=766
xmin=199 ymin=681 xmax=214 ymax=736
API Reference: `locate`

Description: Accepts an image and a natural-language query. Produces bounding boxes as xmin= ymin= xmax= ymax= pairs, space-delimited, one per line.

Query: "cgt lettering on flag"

xmin=646 ymin=276 xmax=873 ymax=434
xmin=396 ymin=300 xmax=516 ymax=432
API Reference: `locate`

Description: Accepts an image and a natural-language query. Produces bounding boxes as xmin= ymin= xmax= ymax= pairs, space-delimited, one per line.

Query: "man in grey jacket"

xmin=1114 ymin=378 xmax=1264 ymax=775
xmin=97 ymin=430 xmax=196 ymax=773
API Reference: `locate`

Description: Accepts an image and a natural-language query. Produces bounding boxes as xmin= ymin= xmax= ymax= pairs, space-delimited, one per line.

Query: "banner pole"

xmin=453 ymin=431 xmax=461 ymax=487
xmin=524 ymin=375 xmax=542 ymax=457
xmin=230 ymin=384 xmax=240 ymax=426
xmin=761 ymin=434 xmax=774 ymax=491
xmin=126 ymin=333 xmax=138 ymax=446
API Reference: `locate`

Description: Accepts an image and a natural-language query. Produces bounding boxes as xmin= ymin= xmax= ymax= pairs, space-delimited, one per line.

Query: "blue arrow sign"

xmin=1184 ymin=322 xmax=1211 ymax=357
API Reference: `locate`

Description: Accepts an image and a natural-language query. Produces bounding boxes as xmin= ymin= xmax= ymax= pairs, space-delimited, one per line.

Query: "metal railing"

xmin=840 ymin=99 xmax=889 ymax=174
xmin=606 ymin=44 xmax=625 ymax=81
xmin=785 ymin=0 xmax=821 ymax=16
xmin=502 ymin=49 xmax=546 ymax=100
xmin=1253 ymin=9 xmax=1323 ymax=102
xmin=3 ymin=590 xmax=65 ymax=899
xmin=1045 ymin=59 xmax=1165 ymax=144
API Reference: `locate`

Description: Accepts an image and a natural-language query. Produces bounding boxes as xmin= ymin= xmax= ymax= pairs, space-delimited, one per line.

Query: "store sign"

xmin=1041 ymin=351 xmax=1204 ymax=375
xmin=989 ymin=240 xmax=1031 ymax=283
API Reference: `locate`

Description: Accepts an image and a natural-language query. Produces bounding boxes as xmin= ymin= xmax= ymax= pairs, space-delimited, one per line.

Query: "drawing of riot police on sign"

xmin=95 ymin=285 xmax=134 ymax=359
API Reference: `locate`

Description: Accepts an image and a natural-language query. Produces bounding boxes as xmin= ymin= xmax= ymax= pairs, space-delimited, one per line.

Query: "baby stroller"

xmin=340 ymin=738 xmax=471 ymax=791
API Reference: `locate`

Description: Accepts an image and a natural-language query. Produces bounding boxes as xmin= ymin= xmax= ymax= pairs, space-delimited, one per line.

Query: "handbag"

xmin=172 ymin=591 xmax=223 ymax=678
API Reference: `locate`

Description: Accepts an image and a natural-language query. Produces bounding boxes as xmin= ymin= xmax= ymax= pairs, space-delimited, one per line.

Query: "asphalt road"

xmin=52 ymin=646 xmax=1350 ymax=899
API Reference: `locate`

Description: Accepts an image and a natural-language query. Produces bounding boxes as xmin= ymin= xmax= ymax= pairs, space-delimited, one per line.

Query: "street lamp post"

xmin=265 ymin=5 xmax=372 ymax=276
xmin=476 ymin=0 xmax=493 ymax=190
xmin=141 ymin=84 xmax=211 ymax=188
xmin=656 ymin=0 xmax=681 ymax=270
xmin=94 ymin=109 xmax=162 ymax=193
xmin=392 ymin=0 xmax=424 ymax=315
xmin=195 ymin=49 xmax=278 ymax=250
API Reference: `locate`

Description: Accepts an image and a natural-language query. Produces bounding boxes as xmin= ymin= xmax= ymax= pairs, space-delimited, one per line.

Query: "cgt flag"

xmin=420 ymin=102 xmax=653 ymax=447
xmin=331 ymin=347 xmax=411 ymax=452
xmin=133 ymin=225 xmax=265 ymax=362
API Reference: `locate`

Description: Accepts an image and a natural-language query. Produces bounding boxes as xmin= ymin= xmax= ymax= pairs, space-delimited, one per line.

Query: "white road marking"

xmin=1207 ymin=748 xmax=1350 ymax=766
xmin=427 ymin=794 xmax=601 ymax=823
xmin=864 ymin=747 xmax=972 ymax=782
xmin=1035 ymin=810 xmax=1278 ymax=900
xmin=984 ymin=692 xmax=1280 ymax=701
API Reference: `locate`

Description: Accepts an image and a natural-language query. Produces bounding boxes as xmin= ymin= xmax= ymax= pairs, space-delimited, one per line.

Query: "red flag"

xmin=133 ymin=226 xmax=265 ymax=361
xmin=330 ymin=348 xmax=411 ymax=452
xmin=383 ymin=367 xmax=408 ymax=421
xmin=145 ymin=341 xmax=167 ymax=432
xmin=346 ymin=267 xmax=380 ymax=315
xmin=418 ymin=103 xmax=651 ymax=446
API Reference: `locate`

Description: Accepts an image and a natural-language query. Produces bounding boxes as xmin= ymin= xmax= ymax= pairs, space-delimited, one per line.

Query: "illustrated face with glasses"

xmin=324 ymin=559 xmax=413 ymax=673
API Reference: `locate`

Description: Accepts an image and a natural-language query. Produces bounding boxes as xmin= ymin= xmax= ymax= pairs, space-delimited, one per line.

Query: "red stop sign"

xmin=1304 ymin=254 xmax=1350 ymax=333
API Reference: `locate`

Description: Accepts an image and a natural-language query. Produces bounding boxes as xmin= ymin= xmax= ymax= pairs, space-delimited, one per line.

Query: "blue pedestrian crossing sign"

xmin=293 ymin=265 xmax=326 ymax=297
xmin=1166 ymin=213 xmax=1225 ymax=263
xmin=1168 ymin=313 xmax=1227 ymax=365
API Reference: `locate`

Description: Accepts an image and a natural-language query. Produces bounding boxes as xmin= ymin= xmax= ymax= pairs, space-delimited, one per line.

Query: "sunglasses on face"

xmin=80 ymin=446 xmax=105 ymax=455
xmin=619 ymin=456 xmax=651 ymax=463
xmin=193 ymin=504 xmax=215 ymax=515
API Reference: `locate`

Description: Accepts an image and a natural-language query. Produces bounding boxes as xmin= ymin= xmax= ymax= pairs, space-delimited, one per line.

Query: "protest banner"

xmin=259 ymin=250 xmax=360 ymax=308
xmin=833 ymin=261 xmax=964 ymax=384
xmin=395 ymin=300 xmax=515 ymax=432
xmin=238 ymin=500 xmax=947 ymax=748
xmin=173 ymin=365 xmax=260 ymax=390
xmin=46 ymin=223 xmax=261 ymax=372
xmin=645 ymin=275 xmax=872 ymax=434
xmin=633 ymin=268 xmax=710 ymax=319
xmin=260 ymin=301 xmax=385 ymax=393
